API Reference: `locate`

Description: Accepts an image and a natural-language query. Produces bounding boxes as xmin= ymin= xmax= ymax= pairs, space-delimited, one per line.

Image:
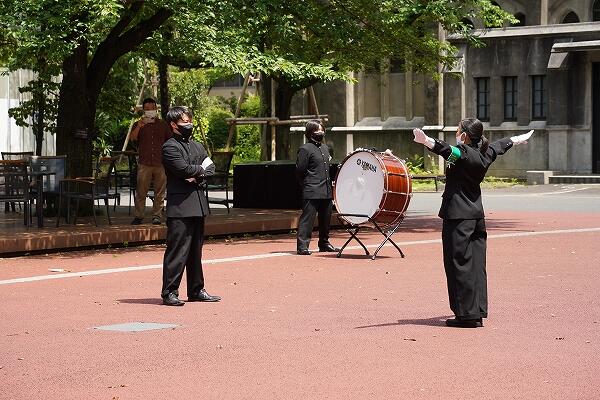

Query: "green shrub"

xmin=240 ymin=94 xmax=262 ymax=117
xmin=233 ymin=124 xmax=261 ymax=164
xmin=206 ymin=107 xmax=233 ymax=150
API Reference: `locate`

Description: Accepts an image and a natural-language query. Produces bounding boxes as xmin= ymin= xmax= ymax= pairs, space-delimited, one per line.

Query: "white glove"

xmin=510 ymin=130 xmax=534 ymax=145
xmin=384 ymin=148 xmax=393 ymax=156
xmin=413 ymin=128 xmax=435 ymax=149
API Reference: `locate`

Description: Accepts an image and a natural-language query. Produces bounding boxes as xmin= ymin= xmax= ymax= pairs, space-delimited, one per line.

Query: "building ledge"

xmin=449 ymin=22 xmax=600 ymax=41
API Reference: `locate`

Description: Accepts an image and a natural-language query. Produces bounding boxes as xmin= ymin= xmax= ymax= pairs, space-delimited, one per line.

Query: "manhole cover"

xmin=93 ymin=322 xmax=179 ymax=332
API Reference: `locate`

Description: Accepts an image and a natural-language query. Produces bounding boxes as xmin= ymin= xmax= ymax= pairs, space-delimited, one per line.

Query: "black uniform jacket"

xmin=429 ymin=137 xmax=513 ymax=220
xmin=296 ymin=140 xmax=333 ymax=200
xmin=162 ymin=135 xmax=216 ymax=218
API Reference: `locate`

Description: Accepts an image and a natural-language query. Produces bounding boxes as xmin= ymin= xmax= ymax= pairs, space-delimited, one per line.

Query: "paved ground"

xmin=1 ymin=184 xmax=599 ymax=399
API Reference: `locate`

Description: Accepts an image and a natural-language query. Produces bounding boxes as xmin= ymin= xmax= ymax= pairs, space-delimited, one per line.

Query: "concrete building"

xmin=293 ymin=0 xmax=600 ymax=177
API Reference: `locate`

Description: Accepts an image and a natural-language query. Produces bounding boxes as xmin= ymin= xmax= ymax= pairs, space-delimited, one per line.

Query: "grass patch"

xmin=481 ymin=177 xmax=525 ymax=189
xmin=411 ymin=176 xmax=525 ymax=192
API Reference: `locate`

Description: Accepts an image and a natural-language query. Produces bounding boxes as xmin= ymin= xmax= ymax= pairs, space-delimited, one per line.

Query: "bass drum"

xmin=333 ymin=149 xmax=412 ymax=227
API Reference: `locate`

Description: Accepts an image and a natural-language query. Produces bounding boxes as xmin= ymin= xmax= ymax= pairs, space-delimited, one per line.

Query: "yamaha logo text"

xmin=356 ymin=158 xmax=377 ymax=172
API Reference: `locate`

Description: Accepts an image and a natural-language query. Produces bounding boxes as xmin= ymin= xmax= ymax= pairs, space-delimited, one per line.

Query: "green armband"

xmin=447 ymin=146 xmax=461 ymax=164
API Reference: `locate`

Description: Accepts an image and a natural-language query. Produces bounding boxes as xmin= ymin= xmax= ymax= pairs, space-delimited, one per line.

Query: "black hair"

xmin=459 ymin=118 xmax=489 ymax=154
xmin=166 ymin=106 xmax=193 ymax=124
xmin=305 ymin=120 xmax=323 ymax=140
xmin=142 ymin=98 xmax=157 ymax=107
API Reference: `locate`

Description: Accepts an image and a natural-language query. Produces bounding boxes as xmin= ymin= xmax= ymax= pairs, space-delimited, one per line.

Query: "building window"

xmin=531 ymin=75 xmax=547 ymax=120
xmin=503 ymin=76 xmax=518 ymax=121
xmin=562 ymin=11 xmax=580 ymax=23
xmin=476 ymin=77 xmax=490 ymax=121
xmin=213 ymin=74 xmax=247 ymax=88
xmin=594 ymin=0 xmax=600 ymax=21
xmin=513 ymin=12 xmax=526 ymax=26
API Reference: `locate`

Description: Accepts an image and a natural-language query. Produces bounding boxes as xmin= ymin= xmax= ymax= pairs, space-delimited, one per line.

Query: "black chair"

xmin=205 ymin=151 xmax=234 ymax=213
xmin=29 ymin=155 xmax=67 ymax=226
xmin=29 ymin=155 xmax=67 ymax=204
xmin=111 ymin=151 xmax=138 ymax=214
xmin=57 ymin=156 xmax=118 ymax=226
xmin=1 ymin=151 xmax=34 ymax=161
xmin=0 ymin=160 xmax=31 ymax=227
xmin=1 ymin=151 xmax=33 ymax=212
xmin=94 ymin=156 xmax=120 ymax=209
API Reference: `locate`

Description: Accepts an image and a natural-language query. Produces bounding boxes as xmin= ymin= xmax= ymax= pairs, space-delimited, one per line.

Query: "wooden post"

xmin=270 ymin=123 xmax=276 ymax=161
xmin=308 ymin=85 xmax=320 ymax=117
xmin=270 ymin=78 xmax=277 ymax=160
xmin=121 ymin=74 xmax=148 ymax=152
xmin=198 ymin=121 xmax=210 ymax=156
xmin=225 ymin=72 xmax=252 ymax=150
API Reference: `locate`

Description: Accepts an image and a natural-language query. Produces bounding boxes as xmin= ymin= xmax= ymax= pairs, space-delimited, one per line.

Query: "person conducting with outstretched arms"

xmin=413 ymin=119 xmax=533 ymax=328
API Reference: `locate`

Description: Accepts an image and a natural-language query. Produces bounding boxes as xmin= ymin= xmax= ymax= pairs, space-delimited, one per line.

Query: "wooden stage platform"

xmin=0 ymin=206 xmax=312 ymax=256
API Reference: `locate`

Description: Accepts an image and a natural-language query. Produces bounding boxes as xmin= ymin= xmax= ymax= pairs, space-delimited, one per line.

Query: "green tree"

xmin=211 ymin=0 xmax=515 ymax=159
xmin=94 ymin=55 xmax=146 ymax=156
xmin=1 ymin=2 xmax=63 ymax=155
xmin=1 ymin=0 xmax=200 ymax=175
xmin=1 ymin=0 xmax=514 ymax=172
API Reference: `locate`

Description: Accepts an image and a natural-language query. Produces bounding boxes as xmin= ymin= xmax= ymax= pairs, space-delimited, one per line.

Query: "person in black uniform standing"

xmin=413 ymin=119 xmax=533 ymax=327
xmin=295 ymin=120 xmax=339 ymax=255
xmin=161 ymin=106 xmax=221 ymax=306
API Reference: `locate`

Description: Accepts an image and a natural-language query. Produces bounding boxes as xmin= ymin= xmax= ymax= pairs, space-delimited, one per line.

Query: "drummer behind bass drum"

xmin=295 ymin=120 xmax=340 ymax=255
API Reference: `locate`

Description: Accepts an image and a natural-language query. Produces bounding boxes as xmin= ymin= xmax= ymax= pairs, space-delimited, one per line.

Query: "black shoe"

xmin=131 ymin=218 xmax=143 ymax=225
xmin=162 ymin=292 xmax=184 ymax=306
xmin=152 ymin=217 xmax=161 ymax=225
xmin=297 ymin=249 xmax=311 ymax=255
xmin=445 ymin=318 xmax=483 ymax=328
xmin=188 ymin=289 xmax=221 ymax=302
xmin=319 ymin=243 xmax=339 ymax=252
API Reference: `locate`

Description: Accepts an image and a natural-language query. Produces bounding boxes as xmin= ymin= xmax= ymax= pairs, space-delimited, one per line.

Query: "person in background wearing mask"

xmin=413 ymin=119 xmax=533 ymax=328
xmin=130 ymin=97 xmax=172 ymax=225
xmin=295 ymin=120 xmax=339 ymax=255
xmin=160 ymin=106 xmax=220 ymax=306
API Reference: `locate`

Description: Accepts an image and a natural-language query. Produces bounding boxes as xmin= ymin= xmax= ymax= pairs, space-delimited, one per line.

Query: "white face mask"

xmin=144 ymin=110 xmax=157 ymax=119
xmin=456 ymin=133 xmax=466 ymax=145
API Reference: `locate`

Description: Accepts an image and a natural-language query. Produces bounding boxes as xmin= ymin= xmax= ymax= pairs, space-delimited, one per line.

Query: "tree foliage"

xmin=0 ymin=0 xmax=516 ymax=164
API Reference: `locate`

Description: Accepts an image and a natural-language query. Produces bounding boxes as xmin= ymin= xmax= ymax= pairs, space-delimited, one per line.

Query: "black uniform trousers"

xmin=161 ymin=216 xmax=205 ymax=298
xmin=442 ymin=218 xmax=488 ymax=320
xmin=297 ymin=199 xmax=332 ymax=251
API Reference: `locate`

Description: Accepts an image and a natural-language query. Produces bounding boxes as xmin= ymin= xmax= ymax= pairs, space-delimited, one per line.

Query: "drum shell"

xmin=374 ymin=155 xmax=412 ymax=226
xmin=334 ymin=150 xmax=412 ymax=228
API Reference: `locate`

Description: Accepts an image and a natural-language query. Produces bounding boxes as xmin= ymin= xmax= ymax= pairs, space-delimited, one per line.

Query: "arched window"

xmin=562 ymin=11 xmax=580 ymax=24
xmin=513 ymin=12 xmax=526 ymax=26
xmin=594 ymin=0 xmax=600 ymax=21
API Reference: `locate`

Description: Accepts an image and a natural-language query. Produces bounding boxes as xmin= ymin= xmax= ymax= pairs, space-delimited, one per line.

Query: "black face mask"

xmin=176 ymin=123 xmax=193 ymax=139
xmin=311 ymin=131 xmax=324 ymax=142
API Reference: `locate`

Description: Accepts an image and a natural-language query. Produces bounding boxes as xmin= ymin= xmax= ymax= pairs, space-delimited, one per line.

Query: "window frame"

xmin=476 ymin=77 xmax=490 ymax=121
xmin=503 ymin=76 xmax=518 ymax=121
xmin=531 ymin=75 xmax=547 ymax=120
xmin=594 ymin=0 xmax=600 ymax=21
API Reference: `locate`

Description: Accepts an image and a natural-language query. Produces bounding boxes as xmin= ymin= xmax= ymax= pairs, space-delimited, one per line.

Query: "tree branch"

xmin=104 ymin=0 xmax=145 ymax=44
xmin=86 ymin=6 xmax=173 ymax=102
xmin=114 ymin=8 xmax=173 ymax=57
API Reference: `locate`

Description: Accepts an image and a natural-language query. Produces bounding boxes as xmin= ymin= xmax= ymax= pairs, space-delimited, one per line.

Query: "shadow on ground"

xmin=355 ymin=315 xmax=453 ymax=329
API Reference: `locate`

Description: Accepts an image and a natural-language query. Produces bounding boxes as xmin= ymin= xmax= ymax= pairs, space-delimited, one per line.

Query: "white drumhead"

xmin=334 ymin=151 xmax=385 ymax=224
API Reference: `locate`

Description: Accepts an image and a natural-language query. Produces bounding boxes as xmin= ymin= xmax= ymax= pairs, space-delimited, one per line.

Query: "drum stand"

xmin=335 ymin=213 xmax=405 ymax=260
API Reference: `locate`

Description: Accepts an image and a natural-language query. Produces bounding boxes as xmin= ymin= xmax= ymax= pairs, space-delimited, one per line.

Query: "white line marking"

xmin=485 ymin=187 xmax=596 ymax=197
xmin=1 ymin=227 xmax=599 ymax=286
